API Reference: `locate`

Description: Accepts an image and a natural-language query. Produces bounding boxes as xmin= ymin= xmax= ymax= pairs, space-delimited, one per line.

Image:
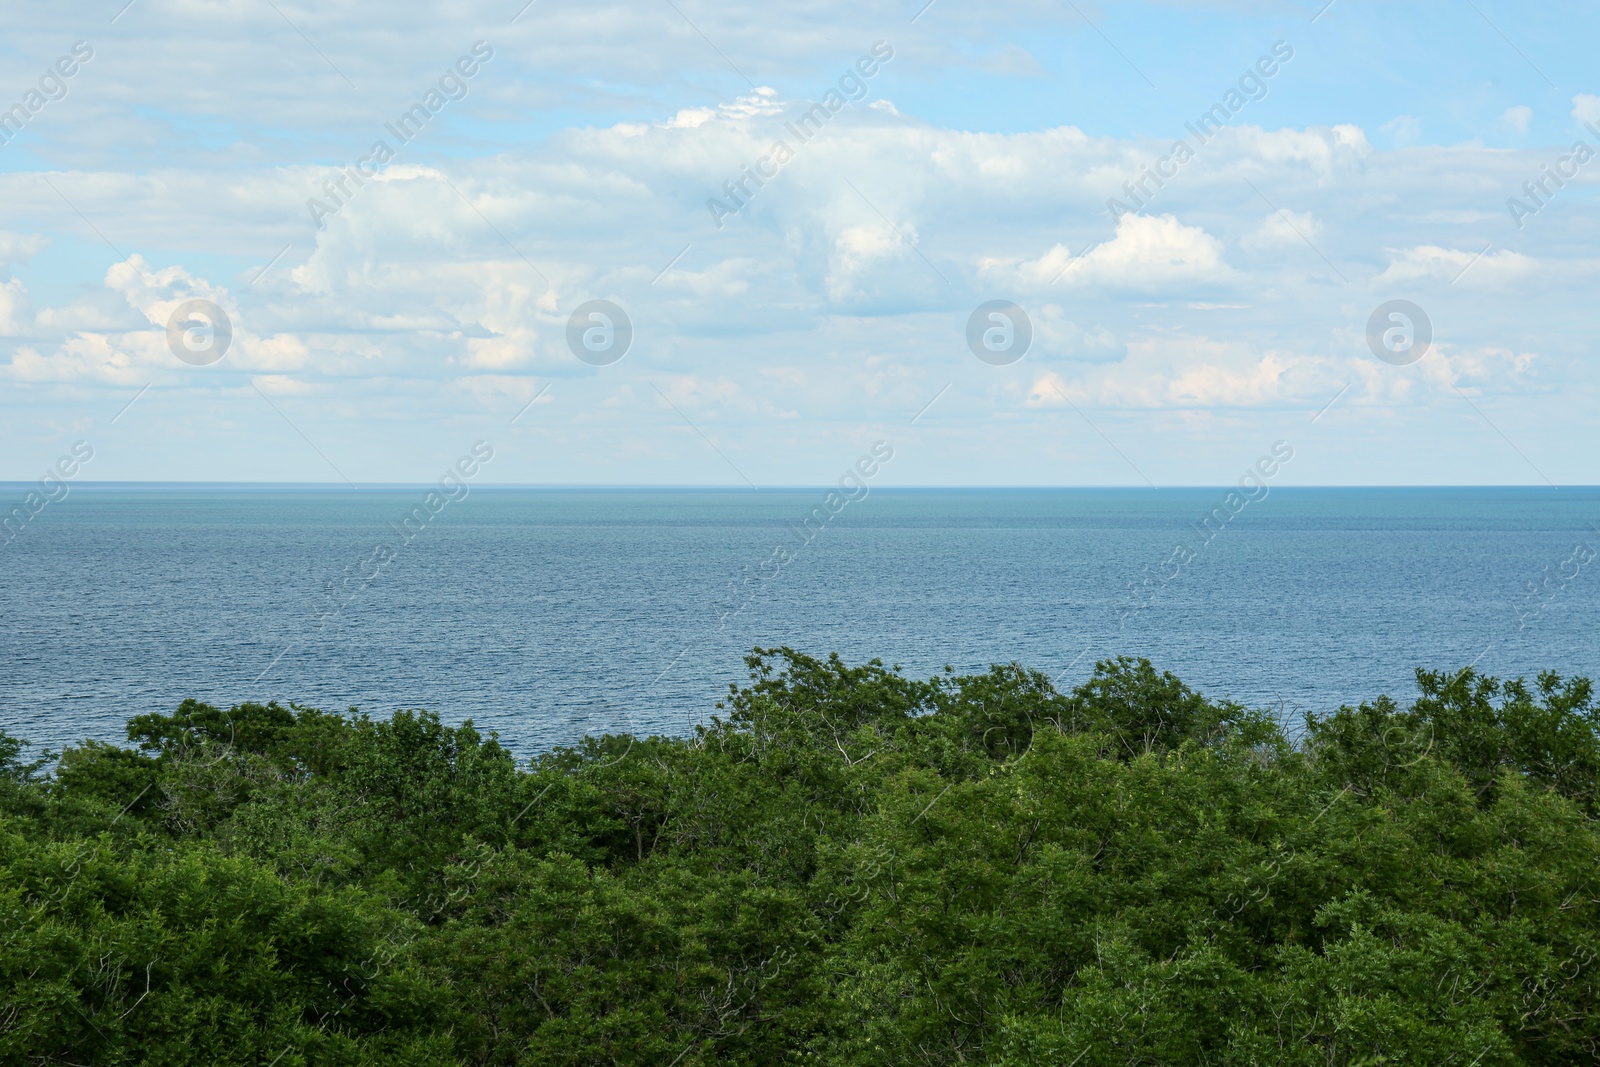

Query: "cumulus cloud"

xmin=1 ymin=0 xmax=1597 ymax=482
xmin=1055 ymin=214 xmax=1230 ymax=289
xmin=1165 ymin=347 xmax=1294 ymax=407
xmin=1025 ymin=370 xmax=1073 ymax=407
xmin=252 ymin=374 xmax=314 ymax=396
xmin=1381 ymin=115 xmax=1422 ymax=146
xmin=0 ymin=109 xmax=1581 ymax=417
xmin=1240 ymin=209 xmax=1321 ymax=251
xmin=7 ymin=333 xmax=143 ymax=386
xmin=1229 ymin=123 xmax=1371 ymax=173
xmin=1 ymin=255 xmax=316 ymax=384
xmin=1024 ymin=333 xmax=1341 ymax=413
xmin=0 ymin=232 xmax=49 ymax=264
xmin=1376 ymin=245 xmax=1535 ymax=286
xmin=1433 ymin=345 xmax=1537 ymax=385
xmin=1031 ymin=304 xmax=1125 ymax=362
xmin=0 ymin=279 xmax=33 ymax=337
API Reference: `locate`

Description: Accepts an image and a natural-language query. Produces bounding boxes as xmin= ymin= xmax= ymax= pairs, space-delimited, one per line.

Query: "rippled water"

xmin=2 ymin=484 xmax=1596 ymax=757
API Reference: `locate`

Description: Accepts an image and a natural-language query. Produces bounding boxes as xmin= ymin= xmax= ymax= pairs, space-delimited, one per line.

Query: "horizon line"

xmin=0 ymin=481 xmax=1587 ymax=491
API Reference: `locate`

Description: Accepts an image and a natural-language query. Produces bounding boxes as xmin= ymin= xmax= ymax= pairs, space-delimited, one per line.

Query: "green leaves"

xmin=4 ymin=654 xmax=1600 ymax=1064
xmin=0 ymin=831 xmax=452 ymax=1065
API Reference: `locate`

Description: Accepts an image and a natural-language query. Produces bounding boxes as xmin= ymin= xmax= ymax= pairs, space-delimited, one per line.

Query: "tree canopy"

xmin=3 ymin=650 xmax=1598 ymax=1064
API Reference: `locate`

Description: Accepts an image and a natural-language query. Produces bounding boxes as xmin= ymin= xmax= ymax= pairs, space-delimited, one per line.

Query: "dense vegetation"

xmin=3 ymin=650 xmax=1599 ymax=1065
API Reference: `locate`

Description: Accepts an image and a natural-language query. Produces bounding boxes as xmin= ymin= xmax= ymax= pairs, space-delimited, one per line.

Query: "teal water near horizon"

xmin=2 ymin=484 xmax=1596 ymax=757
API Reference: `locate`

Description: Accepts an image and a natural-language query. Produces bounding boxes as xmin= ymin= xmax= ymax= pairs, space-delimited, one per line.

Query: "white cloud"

xmin=827 ymin=224 xmax=912 ymax=302
xmin=459 ymin=374 xmax=550 ymax=414
xmin=6 ymin=333 xmax=143 ymax=385
xmin=1025 ymin=332 xmax=1341 ymax=412
xmin=0 ymin=278 xmax=33 ymax=336
xmin=0 ymin=110 xmax=1583 ymax=420
xmin=1229 ymin=124 xmax=1372 ymax=174
xmin=1381 ymin=115 xmax=1422 ymax=146
xmin=997 ymin=243 xmax=1073 ymax=285
xmin=667 ymin=107 xmax=719 ymax=129
xmin=1055 ymin=214 xmax=1230 ymax=289
xmin=1032 ymin=304 xmax=1124 ymax=362
xmin=1026 ymin=370 xmax=1072 ymax=407
xmin=654 ymin=374 xmax=744 ymax=410
xmin=2 ymin=0 xmax=1599 ymax=483
xmin=1241 ymin=209 xmax=1321 ymax=250
xmin=2 ymin=255 xmax=318 ymax=383
xmin=252 ymin=374 xmax=313 ymax=396
xmin=0 ymin=232 xmax=49 ymax=264
xmin=1165 ymin=347 xmax=1294 ymax=407
xmin=1502 ymin=105 xmax=1532 ymax=133
xmin=1376 ymin=245 xmax=1535 ymax=286
xmin=1407 ymin=343 xmax=1536 ymax=391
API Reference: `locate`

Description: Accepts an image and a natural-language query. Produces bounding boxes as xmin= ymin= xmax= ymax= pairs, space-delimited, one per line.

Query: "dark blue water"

xmin=2 ymin=485 xmax=1596 ymax=758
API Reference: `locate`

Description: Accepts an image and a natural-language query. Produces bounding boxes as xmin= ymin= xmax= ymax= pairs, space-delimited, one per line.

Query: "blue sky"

xmin=0 ymin=0 xmax=1595 ymax=485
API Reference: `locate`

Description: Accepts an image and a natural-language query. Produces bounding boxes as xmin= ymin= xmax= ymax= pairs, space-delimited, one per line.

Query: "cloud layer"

xmin=1 ymin=0 xmax=1595 ymax=485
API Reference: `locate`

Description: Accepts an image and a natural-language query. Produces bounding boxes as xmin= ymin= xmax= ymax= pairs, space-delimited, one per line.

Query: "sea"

xmin=2 ymin=484 xmax=1596 ymax=759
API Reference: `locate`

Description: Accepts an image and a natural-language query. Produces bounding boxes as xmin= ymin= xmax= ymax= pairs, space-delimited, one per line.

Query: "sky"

xmin=0 ymin=0 xmax=1595 ymax=486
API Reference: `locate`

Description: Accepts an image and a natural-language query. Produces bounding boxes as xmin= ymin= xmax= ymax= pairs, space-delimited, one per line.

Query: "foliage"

xmin=3 ymin=649 xmax=1598 ymax=1064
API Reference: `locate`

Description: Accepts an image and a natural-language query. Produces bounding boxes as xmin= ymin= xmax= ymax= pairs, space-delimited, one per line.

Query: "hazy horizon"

xmin=3 ymin=481 xmax=1596 ymax=489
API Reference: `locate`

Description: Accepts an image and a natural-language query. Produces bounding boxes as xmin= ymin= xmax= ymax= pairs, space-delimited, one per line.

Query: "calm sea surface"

xmin=2 ymin=485 xmax=1596 ymax=757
